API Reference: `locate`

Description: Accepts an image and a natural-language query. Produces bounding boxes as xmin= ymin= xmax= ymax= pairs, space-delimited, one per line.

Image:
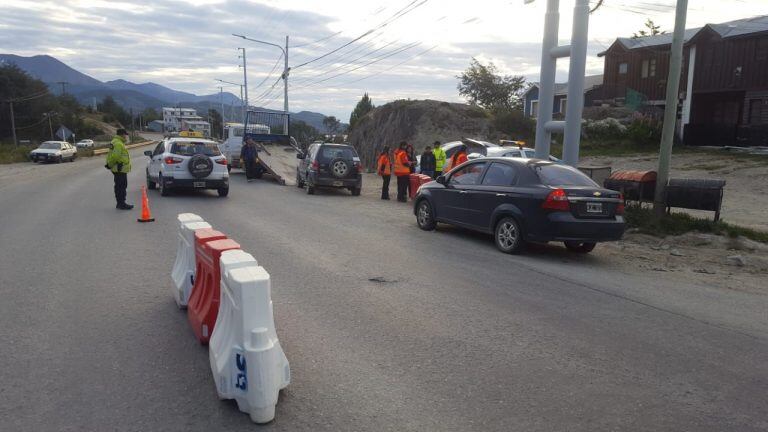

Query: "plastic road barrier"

xmin=188 ymin=237 xmax=241 ymax=344
xmin=209 ymin=249 xmax=290 ymax=424
xmin=171 ymin=217 xmax=212 ymax=308
xmin=409 ymin=173 xmax=433 ymax=199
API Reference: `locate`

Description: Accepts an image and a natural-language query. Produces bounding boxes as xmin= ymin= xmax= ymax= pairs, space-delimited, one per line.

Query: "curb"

xmin=92 ymin=140 xmax=158 ymax=156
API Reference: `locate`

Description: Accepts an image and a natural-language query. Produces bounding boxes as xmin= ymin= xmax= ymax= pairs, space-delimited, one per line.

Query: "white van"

xmin=220 ymin=123 xmax=270 ymax=170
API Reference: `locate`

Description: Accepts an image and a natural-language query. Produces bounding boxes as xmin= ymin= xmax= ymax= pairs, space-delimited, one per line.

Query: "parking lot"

xmin=1 ymin=146 xmax=767 ymax=431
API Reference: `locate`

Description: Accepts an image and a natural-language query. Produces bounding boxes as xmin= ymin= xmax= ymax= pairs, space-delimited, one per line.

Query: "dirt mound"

xmin=347 ymin=99 xmax=491 ymax=167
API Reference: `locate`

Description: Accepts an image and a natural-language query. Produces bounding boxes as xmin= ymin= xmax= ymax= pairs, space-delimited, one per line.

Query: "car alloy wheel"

xmin=416 ymin=200 xmax=436 ymax=231
xmin=159 ymin=174 xmax=170 ymax=196
xmin=330 ymin=159 xmax=349 ymax=178
xmin=495 ymin=217 xmax=523 ymax=254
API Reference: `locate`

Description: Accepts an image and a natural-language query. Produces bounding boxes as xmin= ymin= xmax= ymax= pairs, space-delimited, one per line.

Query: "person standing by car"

xmin=443 ymin=144 xmax=468 ymax=174
xmin=241 ymin=138 xmax=258 ymax=182
xmin=406 ymin=143 xmax=416 ymax=174
xmin=420 ymin=145 xmax=436 ymax=178
xmin=105 ymin=128 xmax=132 ymax=210
xmin=432 ymin=140 xmax=446 ymax=179
xmin=393 ymin=142 xmax=411 ymax=202
xmin=377 ymin=146 xmax=392 ymax=200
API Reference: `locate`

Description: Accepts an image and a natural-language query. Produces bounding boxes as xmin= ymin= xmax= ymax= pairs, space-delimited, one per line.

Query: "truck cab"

xmin=220 ymin=122 xmax=270 ymax=169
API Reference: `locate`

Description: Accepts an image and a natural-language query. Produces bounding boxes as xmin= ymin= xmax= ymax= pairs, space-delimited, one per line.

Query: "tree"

xmin=633 ymin=19 xmax=665 ymax=39
xmin=290 ymin=120 xmax=320 ymax=149
xmin=457 ymin=58 xmax=526 ymax=112
xmin=323 ymin=116 xmax=341 ymax=136
xmin=207 ymin=108 xmax=223 ymax=139
xmin=349 ymin=93 xmax=374 ymax=130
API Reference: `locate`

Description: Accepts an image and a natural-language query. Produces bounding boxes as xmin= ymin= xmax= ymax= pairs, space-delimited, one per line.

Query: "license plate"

xmin=586 ymin=202 xmax=603 ymax=213
xmin=193 ymin=181 xmax=206 ymax=188
xmin=333 ymin=181 xmax=343 ymax=187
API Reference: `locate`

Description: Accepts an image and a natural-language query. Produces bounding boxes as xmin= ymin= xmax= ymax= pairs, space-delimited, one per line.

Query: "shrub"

xmin=491 ymin=109 xmax=535 ymax=140
xmin=581 ymin=117 xmax=627 ymax=140
xmin=626 ymin=114 xmax=662 ymax=147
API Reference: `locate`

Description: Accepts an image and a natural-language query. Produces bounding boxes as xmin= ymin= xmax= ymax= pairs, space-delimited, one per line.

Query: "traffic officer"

xmin=432 ymin=140 xmax=446 ymax=179
xmin=105 ymin=128 xmax=132 ymax=210
xmin=377 ymin=145 xmax=392 ymax=200
xmin=393 ymin=141 xmax=411 ymax=202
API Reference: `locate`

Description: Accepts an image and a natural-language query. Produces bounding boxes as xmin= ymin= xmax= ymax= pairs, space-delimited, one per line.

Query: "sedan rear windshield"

xmin=533 ymin=164 xmax=597 ymax=187
xmin=39 ymin=142 xmax=61 ymax=149
xmin=319 ymin=146 xmax=357 ymax=160
xmin=171 ymin=141 xmax=221 ymax=156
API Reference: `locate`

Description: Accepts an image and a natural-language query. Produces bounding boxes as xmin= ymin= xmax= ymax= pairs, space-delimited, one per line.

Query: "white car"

xmin=468 ymin=146 xmax=562 ymax=163
xmin=76 ymin=139 xmax=94 ymax=148
xmin=144 ymin=136 xmax=229 ymax=197
xmin=30 ymin=141 xmax=77 ymax=163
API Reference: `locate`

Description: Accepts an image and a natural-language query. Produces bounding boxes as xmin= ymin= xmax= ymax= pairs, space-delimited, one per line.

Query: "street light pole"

xmin=9 ymin=101 xmax=18 ymax=146
xmin=47 ymin=113 xmax=53 ymax=140
xmin=233 ymin=34 xmax=290 ymax=119
xmin=238 ymin=48 xmax=249 ymax=112
xmin=653 ymin=0 xmax=689 ymax=218
xmin=218 ymin=86 xmax=225 ymax=139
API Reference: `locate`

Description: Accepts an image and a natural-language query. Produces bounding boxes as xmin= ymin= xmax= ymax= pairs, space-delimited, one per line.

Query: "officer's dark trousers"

xmin=396 ymin=175 xmax=409 ymax=202
xmin=244 ymin=159 xmax=257 ymax=180
xmin=381 ymin=175 xmax=391 ymax=199
xmin=113 ymin=172 xmax=127 ymax=205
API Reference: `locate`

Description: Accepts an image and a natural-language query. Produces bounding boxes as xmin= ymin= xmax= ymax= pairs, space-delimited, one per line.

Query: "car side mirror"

xmin=436 ymin=175 xmax=447 ymax=185
xmin=144 ymin=150 xmax=153 ymax=157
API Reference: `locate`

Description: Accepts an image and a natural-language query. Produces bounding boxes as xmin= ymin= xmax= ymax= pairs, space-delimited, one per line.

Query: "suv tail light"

xmin=311 ymin=160 xmax=319 ymax=170
xmin=164 ymin=156 xmax=183 ymax=164
xmin=616 ymin=193 xmax=625 ymax=215
xmin=542 ymin=188 xmax=569 ymax=211
xmin=354 ymin=161 xmax=362 ymax=173
xmin=215 ymin=158 xmax=227 ymax=165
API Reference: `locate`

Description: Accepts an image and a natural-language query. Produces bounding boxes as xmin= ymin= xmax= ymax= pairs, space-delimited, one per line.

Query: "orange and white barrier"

xmin=171 ymin=214 xmax=210 ymax=308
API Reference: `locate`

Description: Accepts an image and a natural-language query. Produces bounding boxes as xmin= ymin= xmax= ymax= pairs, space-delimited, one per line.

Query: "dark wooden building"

xmin=596 ymin=15 xmax=768 ymax=146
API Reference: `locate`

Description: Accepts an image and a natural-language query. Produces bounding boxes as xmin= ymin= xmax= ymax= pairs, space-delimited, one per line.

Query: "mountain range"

xmin=0 ymin=54 xmax=334 ymax=131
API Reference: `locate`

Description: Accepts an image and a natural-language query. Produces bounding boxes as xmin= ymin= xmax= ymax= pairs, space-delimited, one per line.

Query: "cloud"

xmin=1 ymin=0 xmax=766 ymax=119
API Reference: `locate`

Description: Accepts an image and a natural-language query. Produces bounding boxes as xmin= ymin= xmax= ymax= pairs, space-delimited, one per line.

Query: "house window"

xmin=618 ymin=62 xmax=628 ymax=74
xmin=649 ymin=59 xmax=656 ymax=77
xmin=642 ymin=60 xmax=648 ymax=78
xmin=531 ymin=100 xmax=539 ymax=118
xmin=560 ymin=98 xmax=567 ymax=116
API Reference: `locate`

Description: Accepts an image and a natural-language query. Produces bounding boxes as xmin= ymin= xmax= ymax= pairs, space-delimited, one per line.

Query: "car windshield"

xmin=171 ymin=141 xmax=221 ymax=156
xmin=533 ymin=164 xmax=597 ymax=187
xmin=39 ymin=142 xmax=61 ymax=149
xmin=320 ymin=146 xmax=357 ymax=160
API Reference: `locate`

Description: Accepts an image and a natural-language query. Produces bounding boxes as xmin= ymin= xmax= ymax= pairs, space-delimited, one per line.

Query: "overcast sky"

xmin=1 ymin=0 xmax=765 ymax=119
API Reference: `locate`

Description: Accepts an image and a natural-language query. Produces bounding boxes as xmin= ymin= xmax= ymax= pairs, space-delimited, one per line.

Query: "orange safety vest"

xmin=444 ymin=151 xmax=467 ymax=173
xmin=393 ymin=149 xmax=410 ymax=176
xmin=377 ymin=153 xmax=392 ymax=176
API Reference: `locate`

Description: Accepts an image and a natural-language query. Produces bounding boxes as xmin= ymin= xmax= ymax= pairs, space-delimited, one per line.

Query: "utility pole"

xmin=531 ymin=0 xmax=591 ymax=167
xmin=47 ymin=113 xmax=54 ymax=140
xmin=283 ymin=35 xmax=290 ymax=134
xmin=238 ymin=48 xmax=249 ymax=112
xmin=653 ymin=0 xmax=689 ymax=218
xmin=9 ymin=101 xmax=17 ymax=146
xmin=219 ymin=86 xmax=225 ymax=139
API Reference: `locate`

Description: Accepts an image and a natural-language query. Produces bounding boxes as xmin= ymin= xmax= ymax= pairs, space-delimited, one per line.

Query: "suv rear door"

xmin=316 ymin=145 xmax=360 ymax=180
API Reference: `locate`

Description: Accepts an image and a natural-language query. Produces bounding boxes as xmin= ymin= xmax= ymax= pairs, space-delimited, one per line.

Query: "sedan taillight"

xmin=616 ymin=193 xmax=625 ymax=215
xmin=164 ymin=156 xmax=183 ymax=164
xmin=542 ymin=188 xmax=569 ymax=211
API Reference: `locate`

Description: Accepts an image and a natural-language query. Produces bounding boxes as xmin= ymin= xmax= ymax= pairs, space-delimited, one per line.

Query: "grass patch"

xmin=0 ymin=144 xmax=34 ymax=164
xmin=549 ymin=139 xmax=658 ymax=158
xmin=625 ymin=205 xmax=768 ymax=243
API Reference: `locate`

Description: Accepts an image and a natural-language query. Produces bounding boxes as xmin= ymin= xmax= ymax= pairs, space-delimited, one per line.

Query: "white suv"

xmin=144 ymin=137 xmax=229 ymax=197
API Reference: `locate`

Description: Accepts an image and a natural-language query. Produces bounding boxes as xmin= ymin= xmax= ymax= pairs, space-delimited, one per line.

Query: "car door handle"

xmin=496 ymin=193 xmax=507 ymax=197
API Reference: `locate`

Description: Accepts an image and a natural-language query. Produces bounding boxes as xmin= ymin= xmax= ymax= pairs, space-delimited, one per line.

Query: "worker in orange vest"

xmin=393 ymin=141 xmax=411 ymax=202
xmin=377 ymin=145 xmax=392 ymax=200
xmin=443 ymin=144 xmax=468 ymax=174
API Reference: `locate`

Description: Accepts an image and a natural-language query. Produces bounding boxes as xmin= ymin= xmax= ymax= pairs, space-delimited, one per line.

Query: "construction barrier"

xmin=171 ymin=214 xmax=210 ymax=308
xmin=409 ymin=173 xmax=433 ymax=199
xmin=209 ymin=250 xmax=290 ymax=424
xmin=188 ymin=235 xmax=241 ymax=344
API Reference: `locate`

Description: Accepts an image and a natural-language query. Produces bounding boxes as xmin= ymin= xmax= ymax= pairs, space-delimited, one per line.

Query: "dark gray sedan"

xmin=413 ymin=158 xmax=625 ymax=254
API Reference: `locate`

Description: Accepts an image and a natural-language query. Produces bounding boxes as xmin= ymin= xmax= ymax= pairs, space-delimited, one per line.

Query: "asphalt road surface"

xmin=1 ymin=148 xmax=767 ymax=431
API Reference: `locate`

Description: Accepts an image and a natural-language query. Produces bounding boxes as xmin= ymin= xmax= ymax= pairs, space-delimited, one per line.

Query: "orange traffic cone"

xmin=137 ymin=185 xmax=155 ymax=223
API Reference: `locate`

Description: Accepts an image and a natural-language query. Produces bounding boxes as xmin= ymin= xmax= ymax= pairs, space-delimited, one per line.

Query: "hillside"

xmin=348 ymin=99 xmax=492 ymax=166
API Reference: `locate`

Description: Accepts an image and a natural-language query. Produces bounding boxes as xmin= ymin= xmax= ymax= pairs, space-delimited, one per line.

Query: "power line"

xmin=250 ymin=53 xmax=284 ymax=91
xmin=339 ymin=44 xmax=439 ymax=85
xmin=290 ymin=31 xmax=344 ymax=48
xmin=290 ymin=39 xmax=400 ymax=86
xmin=291 ymin=0 xmax=429 ymax=70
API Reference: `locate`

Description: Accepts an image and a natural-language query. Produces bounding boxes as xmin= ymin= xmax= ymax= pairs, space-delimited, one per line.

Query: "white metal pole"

xmin=284 ymin=35 xmax=290 ymax=134
xmin=562 ymin=0 xmax=590 ymax=167
xmin=240 ymin=48 xmax=249 ymax=111
xmin=534 ymin=0 xmax=560 ymax=159
xmin=654 ymin=0 xmax=689 ymax=217
xmin=219 ymin=86 xmax=225 ymax=139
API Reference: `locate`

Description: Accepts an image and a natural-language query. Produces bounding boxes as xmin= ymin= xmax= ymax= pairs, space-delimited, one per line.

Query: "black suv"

xmin=296 ymin=143 xmax=362 ymax=196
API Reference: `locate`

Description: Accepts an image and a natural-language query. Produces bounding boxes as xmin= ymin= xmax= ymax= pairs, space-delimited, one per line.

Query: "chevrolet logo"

xmin=593 ymin=191 xmax=602 ymax=197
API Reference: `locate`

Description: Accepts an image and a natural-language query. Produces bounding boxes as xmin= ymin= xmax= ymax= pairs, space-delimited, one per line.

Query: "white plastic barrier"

xmin=209 ymin=250 xmax=290 ymax=424
xmin=171 ymin=215 xmax=211 ymax=308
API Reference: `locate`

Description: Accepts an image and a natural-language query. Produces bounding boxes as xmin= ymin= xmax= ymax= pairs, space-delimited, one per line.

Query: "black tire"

xmin=159 ymin=174 xmax=171 ymax=196
xmin=416 ymin=199 xmax=437 ymax=231
xmin=296 ymin=170 xmax=305 ymax=188
xmin=306 ymin=183 xmax=315 ymax=195
xmin=564 ymin=241 xmax=597 ymax=253
xmin=494 ymin=217 xmax=524 ymax=254
xmin=146 ymin=170 xmax=156 ymax=190
xmin=217 ymin=187 xmax=229 ymax=197
xmin=350 ymin=187 xmax=361 ymax=196
xmin=70 ymin=154 xmax=76 ymax=162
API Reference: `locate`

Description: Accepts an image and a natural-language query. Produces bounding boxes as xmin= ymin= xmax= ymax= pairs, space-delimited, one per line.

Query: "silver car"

xmin=30 ymin=141 xmax=77 ymax=163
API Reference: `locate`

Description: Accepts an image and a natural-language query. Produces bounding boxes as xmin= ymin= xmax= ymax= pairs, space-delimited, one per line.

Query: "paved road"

xmin=1 ymin=149 xmax=767 ymax=431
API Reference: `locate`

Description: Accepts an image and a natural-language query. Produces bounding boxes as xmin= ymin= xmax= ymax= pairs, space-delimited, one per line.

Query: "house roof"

xmin=525 ymin=75 xmax=603 ymax=97
xmin=598 ymin=14 xmax=768 ymax=56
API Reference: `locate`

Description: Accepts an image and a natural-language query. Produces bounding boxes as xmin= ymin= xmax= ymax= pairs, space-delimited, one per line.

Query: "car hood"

xmin=31 ymin=149 xmax=61 ymax=154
